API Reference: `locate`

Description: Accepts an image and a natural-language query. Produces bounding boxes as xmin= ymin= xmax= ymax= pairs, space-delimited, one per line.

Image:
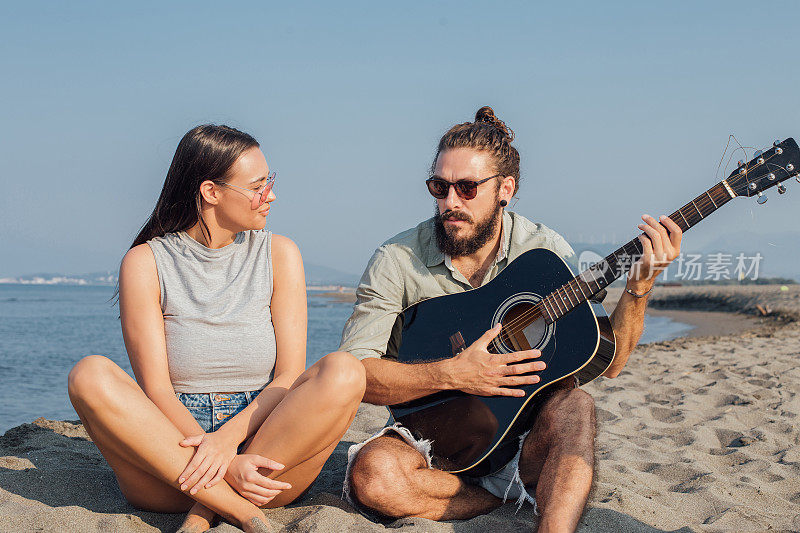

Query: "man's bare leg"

xmin=349 ymin=434 xmax=501 ymax=520
xmin=518 ymin=387 xmax=596 ymax=533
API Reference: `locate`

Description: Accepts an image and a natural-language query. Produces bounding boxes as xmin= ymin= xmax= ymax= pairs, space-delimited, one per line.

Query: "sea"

xmin=0 ymin=284 xmax=692 ymax=434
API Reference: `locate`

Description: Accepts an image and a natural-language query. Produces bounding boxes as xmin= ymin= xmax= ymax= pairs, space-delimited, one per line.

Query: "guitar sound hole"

xmin=500 ymin=302 xmax=548 ymax=361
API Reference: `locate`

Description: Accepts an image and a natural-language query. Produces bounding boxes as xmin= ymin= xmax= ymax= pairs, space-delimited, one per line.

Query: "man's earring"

xmin=500 ymin=199 xmax=508 ymax=207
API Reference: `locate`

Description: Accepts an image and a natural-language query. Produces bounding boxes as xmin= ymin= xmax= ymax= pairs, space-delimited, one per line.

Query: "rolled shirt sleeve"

xmin=339 ymin=246 xmax=405 ymax=360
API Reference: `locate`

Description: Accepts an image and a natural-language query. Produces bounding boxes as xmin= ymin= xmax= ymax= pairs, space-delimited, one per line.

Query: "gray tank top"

xmin=146 ymin=230 xmax=277 ymax=393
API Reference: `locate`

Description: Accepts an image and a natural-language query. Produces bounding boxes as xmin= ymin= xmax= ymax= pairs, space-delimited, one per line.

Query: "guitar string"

xmin=489 ymin=151 xmax=790 ymax=352
xmin=488 ymin=148 xmax=783 ymax=346
xmin=491 ymin=177 xmax=744 ymax=346
xmin=489 ymin=190 xmax=716 ymax=346
xmin=494 ymin=148 xmax=790 ymax=337
xmin=486 ymin=149 xmax=788 ymax=352
xmin=715 ymin=135 xmax=741 ymax=182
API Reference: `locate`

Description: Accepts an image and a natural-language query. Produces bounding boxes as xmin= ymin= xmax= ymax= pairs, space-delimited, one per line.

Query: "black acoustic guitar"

xmin=387 ymin=138 xmax=799 ymax=477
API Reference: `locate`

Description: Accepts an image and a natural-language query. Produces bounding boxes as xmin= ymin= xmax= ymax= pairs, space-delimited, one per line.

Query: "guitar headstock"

xmin=726 ymin=138 xmax=800 ymax=198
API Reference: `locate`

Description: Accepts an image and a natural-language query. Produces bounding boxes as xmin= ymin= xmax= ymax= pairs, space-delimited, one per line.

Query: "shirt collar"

xmin=425 ymin=210 xmax=512 ymax=269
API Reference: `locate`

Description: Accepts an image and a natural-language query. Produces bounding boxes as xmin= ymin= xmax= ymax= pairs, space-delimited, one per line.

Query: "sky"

xmin=1 ymin=1 xmax=798 ymax=278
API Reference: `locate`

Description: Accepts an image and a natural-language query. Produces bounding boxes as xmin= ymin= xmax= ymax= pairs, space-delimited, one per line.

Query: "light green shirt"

xmin=339 ymin=210 xmax=577 ymax=361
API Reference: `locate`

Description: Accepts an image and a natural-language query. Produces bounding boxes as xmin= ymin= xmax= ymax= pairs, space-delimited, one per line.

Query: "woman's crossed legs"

xmin=68 ymin=352 xmax=365 ymax=532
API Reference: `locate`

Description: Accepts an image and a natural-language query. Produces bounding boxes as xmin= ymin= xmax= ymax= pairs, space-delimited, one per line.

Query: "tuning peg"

xmin=767 ymin=173 xmax=776 ymax=181
xmin=757 ymin=192 xmax=768 ymax=204
xmin=796 ymin=175 xmax=800 ymax=184
xmin=787 ymin=164 xmax=795 ymax=172
xmin=778 ymin=184 xmax=787 ymax=194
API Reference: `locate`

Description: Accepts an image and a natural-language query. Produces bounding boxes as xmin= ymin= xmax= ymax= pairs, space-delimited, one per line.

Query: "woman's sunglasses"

xmin=221 ymin=171 xmax=276 ymax=209
xmin=425 ymin=174 xmax=502 ymax=200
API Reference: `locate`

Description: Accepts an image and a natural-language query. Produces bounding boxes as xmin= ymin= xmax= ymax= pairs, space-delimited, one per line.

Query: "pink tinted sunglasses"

xmin=220 ymin=171 xmax=276 ymax=209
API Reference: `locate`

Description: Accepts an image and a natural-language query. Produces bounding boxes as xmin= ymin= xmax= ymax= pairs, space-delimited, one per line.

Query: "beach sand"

xmin=1 ymin=285 xmax=798 ymax=532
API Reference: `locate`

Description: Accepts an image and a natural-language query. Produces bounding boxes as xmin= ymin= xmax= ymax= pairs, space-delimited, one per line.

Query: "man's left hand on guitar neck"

xmin=605 ymin=214 xmax=683 ymax=378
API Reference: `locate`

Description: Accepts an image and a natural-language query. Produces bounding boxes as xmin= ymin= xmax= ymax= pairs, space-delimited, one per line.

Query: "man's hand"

xmin=224 ymin=454 xmax=292 ymax=507
xmin=629 ymin=214 xmax=683 ymax=290
xmin=604 ymin=214 xmax=683 ymax=378
xmin=445 ymin=324 xmax=545 ymax=397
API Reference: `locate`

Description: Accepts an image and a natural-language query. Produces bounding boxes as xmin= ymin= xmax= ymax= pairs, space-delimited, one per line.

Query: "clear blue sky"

xmin=1 ymin=1 xmax=798 ymax=277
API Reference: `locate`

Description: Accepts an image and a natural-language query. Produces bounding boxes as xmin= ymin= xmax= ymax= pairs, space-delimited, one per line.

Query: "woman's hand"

xmin=178 ymin=431 xmax=240 ymax=495
xmin=225 ymin=454 xmax=292 ymax=506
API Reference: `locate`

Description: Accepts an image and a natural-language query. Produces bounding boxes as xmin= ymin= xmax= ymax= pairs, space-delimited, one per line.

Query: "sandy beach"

xmin=1 ymin=285 xmax=798 ymax=532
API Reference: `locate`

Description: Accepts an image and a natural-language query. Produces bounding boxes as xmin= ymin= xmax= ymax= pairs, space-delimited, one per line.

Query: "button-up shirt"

xmin=339 ymin=210 xmax=576 ymax=360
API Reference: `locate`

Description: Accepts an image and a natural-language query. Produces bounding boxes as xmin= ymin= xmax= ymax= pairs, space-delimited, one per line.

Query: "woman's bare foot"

xmin=176 ymin=502 xmax=216 ymax=533
xmin=241 ymin=515 xmax=272 ymax=533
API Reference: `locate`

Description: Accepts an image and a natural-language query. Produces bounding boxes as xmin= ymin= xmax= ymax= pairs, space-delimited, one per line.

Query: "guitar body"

xmin=387 ymin=247 xmax=616 ymax=477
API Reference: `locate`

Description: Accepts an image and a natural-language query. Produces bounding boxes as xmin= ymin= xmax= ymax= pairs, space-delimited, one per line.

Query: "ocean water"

xmin=0 ymin=285 xmax=691 ymax=433
xmin=639 ymin=314 xmax=694 ymax=344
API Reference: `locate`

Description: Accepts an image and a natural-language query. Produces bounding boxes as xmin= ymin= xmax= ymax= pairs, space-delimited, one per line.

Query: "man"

xmin=340 ymin=107 xmax=682 ymax=532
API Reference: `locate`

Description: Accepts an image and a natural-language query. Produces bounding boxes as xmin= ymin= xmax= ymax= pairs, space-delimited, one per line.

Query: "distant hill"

xmin=568 ymin=230 xmax=800 ymax=283
xmin=686 ymin=230 xmax=800 ymax=281
xmin=303 ymin=262 xmax=359 ymax=287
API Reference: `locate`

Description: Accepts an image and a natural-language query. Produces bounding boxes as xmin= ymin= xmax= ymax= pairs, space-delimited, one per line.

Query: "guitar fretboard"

xmin=539 ymin=182 xmax=734 ymax=323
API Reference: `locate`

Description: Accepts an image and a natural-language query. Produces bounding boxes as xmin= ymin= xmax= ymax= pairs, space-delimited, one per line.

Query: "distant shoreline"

xmin=1 ymin=282 xmax=358 ymax=291
xmin=311 ymin=288 xmax=357 ymax=303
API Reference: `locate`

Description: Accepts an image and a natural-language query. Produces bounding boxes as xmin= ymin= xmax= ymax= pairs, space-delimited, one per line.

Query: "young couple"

xmin=68 ymin=107 xmax=682 ymax=533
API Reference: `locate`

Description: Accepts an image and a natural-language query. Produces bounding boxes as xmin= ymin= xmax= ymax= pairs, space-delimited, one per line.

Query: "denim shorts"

xmin=176 ymin=389 xmax=263 ymax=451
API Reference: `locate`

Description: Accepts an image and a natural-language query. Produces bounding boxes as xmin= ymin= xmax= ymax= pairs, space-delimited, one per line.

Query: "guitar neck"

xmin=539 ymin=181 xmax=735 ymax=323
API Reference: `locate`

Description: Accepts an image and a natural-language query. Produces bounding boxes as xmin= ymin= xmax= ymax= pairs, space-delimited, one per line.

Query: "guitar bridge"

xmin=449 ymin=331 xmax=467 ymax=356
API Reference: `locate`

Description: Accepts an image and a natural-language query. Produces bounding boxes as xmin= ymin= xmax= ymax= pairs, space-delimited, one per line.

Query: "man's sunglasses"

xmin=425 ymin=174 xmax=502 ymax=200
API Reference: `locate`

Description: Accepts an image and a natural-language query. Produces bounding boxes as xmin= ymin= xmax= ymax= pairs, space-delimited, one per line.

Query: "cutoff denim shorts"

xmin=343 ymin=424 xmax=537 ymax=520
xmin=342 ymin=377 xmax=581 ymax=520
xmin=176 ymin=389 xmax=264 ymax=452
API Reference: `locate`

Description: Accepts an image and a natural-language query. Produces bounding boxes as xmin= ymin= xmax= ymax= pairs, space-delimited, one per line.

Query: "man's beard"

xmin=434 ymin=201 xmax=503 ymax=258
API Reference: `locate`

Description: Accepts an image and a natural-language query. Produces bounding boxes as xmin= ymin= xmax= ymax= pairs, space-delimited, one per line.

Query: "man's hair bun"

xmin=474 ymin=106 xmax=514 ymax=142
xmin=432 ymin=105 xmax=522 ymax=196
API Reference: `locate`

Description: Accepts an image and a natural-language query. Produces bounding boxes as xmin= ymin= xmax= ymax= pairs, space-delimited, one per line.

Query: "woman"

xmin=67 ymin=125 xmax=366 ymax=533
